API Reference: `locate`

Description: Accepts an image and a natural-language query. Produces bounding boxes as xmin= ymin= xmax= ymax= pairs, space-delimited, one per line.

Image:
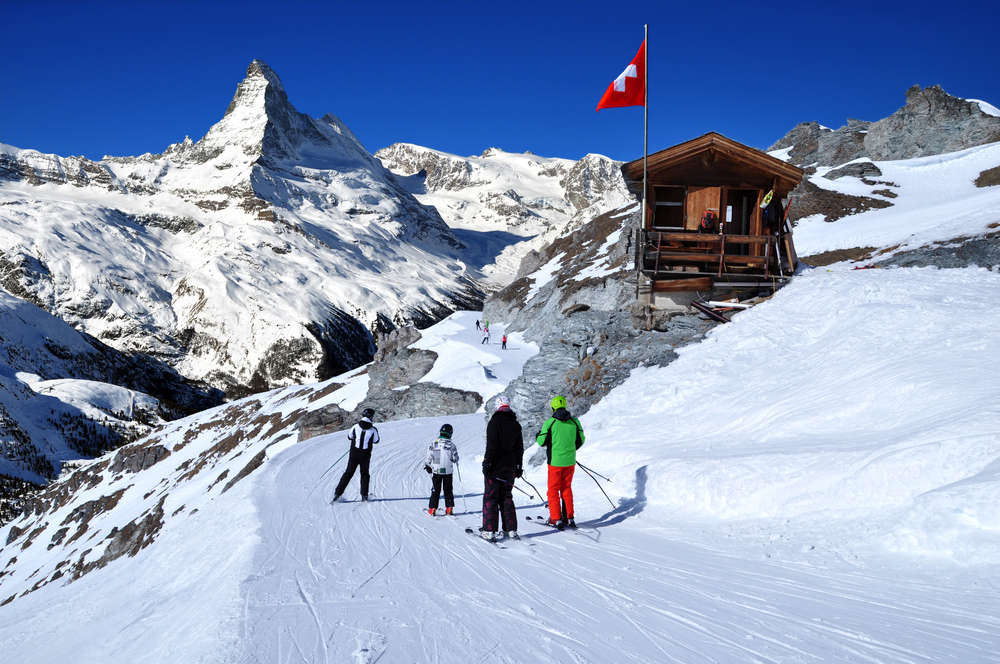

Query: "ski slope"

xmin=1 ymin=268 xmax=999 ymax=663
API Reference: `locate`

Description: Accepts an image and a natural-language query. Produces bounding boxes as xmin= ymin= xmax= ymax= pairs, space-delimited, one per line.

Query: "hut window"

xmin=652 ymin=186 xmax=685 ymax=229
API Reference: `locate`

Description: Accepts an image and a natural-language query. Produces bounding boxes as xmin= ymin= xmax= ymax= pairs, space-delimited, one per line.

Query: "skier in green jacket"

xmin=536 ymin=395 xmax=585 ymax=527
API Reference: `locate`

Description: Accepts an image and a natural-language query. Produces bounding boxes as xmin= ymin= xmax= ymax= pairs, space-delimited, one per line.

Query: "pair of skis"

xmin=525 ymin=515 xmax=578 ymax=531
xmin=464 ymin=527 xmax=518 ymax=548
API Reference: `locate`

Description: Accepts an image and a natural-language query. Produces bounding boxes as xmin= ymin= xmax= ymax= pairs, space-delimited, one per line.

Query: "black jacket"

xmin=484 ymin=409 xmax=524 ymax=473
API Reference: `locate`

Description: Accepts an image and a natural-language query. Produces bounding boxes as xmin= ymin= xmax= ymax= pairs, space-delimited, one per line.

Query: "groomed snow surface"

xmin=1 ymin=271 xmax=999 ymax=662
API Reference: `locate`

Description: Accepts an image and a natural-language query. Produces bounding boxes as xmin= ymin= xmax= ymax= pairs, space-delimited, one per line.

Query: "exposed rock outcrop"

xmin=770 ymin=86 xmax=1000 ymax=226
xmin=295 ymin=325 xmax=483 ymax=441
xmin=864 ymin=85 xmax=1000 ymax=161
xmin=771 ymin=86 xmax=1000 ymax=169
xmin=482 ymin=203 xmax=714 ymax=446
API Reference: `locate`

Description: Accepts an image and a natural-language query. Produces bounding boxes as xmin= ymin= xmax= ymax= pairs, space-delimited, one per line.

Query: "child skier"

xmin=424 ymin=423 xmax=460 ymax=515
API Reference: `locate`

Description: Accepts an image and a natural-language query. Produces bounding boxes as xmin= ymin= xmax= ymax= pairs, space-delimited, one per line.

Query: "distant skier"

xmin=536 ymin=396 xmax=585 ymax=528
xmin=481 ymin=328 xmax=491 ymax=344
xmin=424 ymin=423 xmax=459 ymax=516
xmin=481 ymin=396 xmax=524 ymax=541
xmin=476 ymin=319 xmax=481 ymax=330
xmin=332 ymin=408 xmax=380 ymax=502
xmin=501 ymin=334 xmax=507 ymax=350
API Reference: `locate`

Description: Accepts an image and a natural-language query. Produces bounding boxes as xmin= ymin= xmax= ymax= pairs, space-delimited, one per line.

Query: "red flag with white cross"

xmin=596 ymin=40 xmax=646 ymax=112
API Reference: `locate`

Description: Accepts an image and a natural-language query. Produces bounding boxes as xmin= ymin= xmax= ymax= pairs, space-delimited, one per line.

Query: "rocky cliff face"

xmin=481 ymin=204 xmax=714 ymax=440
xmin=771 ymin=85 xmax=1000 ymax=169
xmin=769 ymin=85 xmax=1000 ymax=224
xmin=1 ymin=61 xmax=484 ymax=398
xmin=864 ymin=85 xmax=1000 ymax=161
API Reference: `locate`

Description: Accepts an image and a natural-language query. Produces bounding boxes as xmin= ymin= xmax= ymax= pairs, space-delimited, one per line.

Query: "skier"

xmin=481 ymin=396 xmax=523 ymax=541
xmin=424 ymin=423 xmax=459 ymax=516
xmin=476 ymin=319 xmax=481 ymax=330
xmin=536 ymin=396 xmax=585 ymax=528
xmin=481 ymin=327 xmax=491 ymax=344
xmin=501 ymin=334 xmax=507 ymax=350
xmin=332 ymin=407 xmax=380 ymax=502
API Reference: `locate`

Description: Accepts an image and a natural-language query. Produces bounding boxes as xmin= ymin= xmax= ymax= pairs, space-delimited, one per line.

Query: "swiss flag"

xmin=596 ymin=40 xmax=646 ymax=112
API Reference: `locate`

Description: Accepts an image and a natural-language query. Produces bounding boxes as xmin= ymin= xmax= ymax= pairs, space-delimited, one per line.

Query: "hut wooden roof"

xmin=622 ymin=132 xmax=804 ymax=197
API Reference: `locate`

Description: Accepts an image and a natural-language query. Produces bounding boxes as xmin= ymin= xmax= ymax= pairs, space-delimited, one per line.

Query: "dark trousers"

xmin=482 ymin=467 xmax=517 ymax=532
xmin=335 ymin=447 xmax=372 ymax=497
xmin=429 ymin=473 xmax=455 ymax=509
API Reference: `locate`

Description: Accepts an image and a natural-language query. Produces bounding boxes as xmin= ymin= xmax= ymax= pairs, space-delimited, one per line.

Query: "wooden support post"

xmin=763 ymin=236 xmax=771 ymax=277
xmin=653 ymin=232 xmax=662 ymax=276
xmin=717 ymin=232 xmax=726 ymax=278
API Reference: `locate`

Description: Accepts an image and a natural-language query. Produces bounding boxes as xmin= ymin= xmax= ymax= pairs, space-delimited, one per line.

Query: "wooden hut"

xmin=623 ymin=132 xmax=803 ymax=297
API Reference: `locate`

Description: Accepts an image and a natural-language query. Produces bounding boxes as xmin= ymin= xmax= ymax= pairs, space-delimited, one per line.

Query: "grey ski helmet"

xmin=361 ymin=408 xmax=375 ymax=420
xmin=439 ymin=423 xmax=453 ymax=438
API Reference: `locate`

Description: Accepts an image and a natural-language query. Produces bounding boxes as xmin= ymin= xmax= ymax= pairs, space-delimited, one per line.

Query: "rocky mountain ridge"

xmin=769 ymin=85 xmax=1000 ymax=227
xmin=375 ymin=143 xmax=634 ymax=285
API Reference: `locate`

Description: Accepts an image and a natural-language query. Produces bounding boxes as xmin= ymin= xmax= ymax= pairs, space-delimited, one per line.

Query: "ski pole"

xmin=577 ymin=463 xmax=616 ymax=510
xmin=491 ymin=475 xmax=532 ymax=498
xmin=518 ymin=476 xmax=547 ymax=506
xmin=576 ymin=462 xmax=611 ymax=483
xmin=320 ymin=448 xmax=351 ymax=480
xmin=456 ymin=462 xmax=468 ymax=512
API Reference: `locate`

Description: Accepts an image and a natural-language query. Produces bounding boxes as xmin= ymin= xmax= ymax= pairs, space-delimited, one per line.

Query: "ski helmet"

xmin=550 ymin=396 xmax=567 ymax=411
xmin=439 ymin=423 xmax=453 ymax=438
xmin=495 ymin=395 xmax=511 ymax=412
xmin=361 ymin=407 xmax=375 ymax=420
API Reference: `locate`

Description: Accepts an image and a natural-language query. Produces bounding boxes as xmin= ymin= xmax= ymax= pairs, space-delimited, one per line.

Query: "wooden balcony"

xmin=636 ymin=229 xmax=797 ymax=292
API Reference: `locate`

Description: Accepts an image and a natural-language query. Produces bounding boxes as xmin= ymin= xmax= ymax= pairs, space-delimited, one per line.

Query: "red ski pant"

xmin=547 ymin=464 xmax=575 ymax=522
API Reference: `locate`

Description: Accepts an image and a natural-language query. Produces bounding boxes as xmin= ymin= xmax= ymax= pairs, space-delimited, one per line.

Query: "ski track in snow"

xmin=233 ymin=419 xmax=998 ymax=662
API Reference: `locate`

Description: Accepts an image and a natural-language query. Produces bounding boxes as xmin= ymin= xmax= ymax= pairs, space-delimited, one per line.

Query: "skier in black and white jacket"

xmin=424 ymin=423 xmax=459 ymax=515
xmin=333 ymin=408 xmax=379 ymax=502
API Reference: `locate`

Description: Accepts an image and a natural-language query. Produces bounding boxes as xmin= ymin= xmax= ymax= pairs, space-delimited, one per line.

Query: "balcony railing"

xmin=637 ymin=229 xmax=795 ymax=285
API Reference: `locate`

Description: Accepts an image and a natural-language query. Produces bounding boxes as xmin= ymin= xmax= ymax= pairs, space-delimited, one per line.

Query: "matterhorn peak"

xmin=184 ymin=59 xmax=374 ymax=169
xmin=224 ymin=59 xmax=289 ymax=118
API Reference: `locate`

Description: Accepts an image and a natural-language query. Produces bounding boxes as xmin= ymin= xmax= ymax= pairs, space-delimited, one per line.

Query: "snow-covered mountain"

xmin=0 ymin=61 xmax=487 ymax=398
xmin=0 ymin=289 xmax=221 ymax=520
xmin=0 ymin=61 xmax=635 ymax=402
xmin=375 ymin=143 xmax=633 ymax=285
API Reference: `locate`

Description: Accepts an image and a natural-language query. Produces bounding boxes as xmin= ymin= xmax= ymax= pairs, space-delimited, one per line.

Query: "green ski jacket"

xmin=536 ymin=408 xmax=584 ymax=467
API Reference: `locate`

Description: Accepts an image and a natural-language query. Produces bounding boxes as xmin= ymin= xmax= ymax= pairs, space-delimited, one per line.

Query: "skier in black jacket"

xmin=481 ymin=395 xmax=524 ymax=541
xmin=333 ymin=408 xmax=379 ymax=502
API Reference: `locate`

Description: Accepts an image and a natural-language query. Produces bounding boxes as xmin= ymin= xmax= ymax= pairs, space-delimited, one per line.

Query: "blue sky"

xmin=2 ymin=0 xmax=998 ymax=163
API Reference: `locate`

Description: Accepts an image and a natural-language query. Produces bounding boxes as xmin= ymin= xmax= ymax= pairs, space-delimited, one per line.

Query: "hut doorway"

xmin=724 ymin=188 xmax=758 ymax=255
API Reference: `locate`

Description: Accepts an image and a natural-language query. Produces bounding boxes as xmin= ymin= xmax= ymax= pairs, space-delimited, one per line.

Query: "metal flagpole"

xmin=642 ymin=23 xmax=648 ymax=235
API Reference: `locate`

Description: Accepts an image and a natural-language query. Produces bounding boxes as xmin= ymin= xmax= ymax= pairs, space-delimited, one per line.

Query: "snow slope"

xmin=773 ymin=142 xmax=1000 ymax=259
xmin=2 ymin=266 xmax=998 ymax=662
